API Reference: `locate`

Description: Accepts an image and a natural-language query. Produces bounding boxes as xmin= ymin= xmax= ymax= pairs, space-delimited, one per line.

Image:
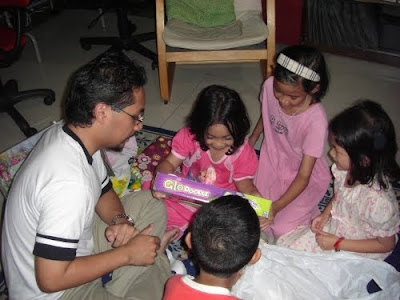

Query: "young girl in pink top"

xmin=249 ymin=45 xmax=331 ymax=239
xmin=153 ymin=85 xmax=261 ymax=237
xmin=277 ymin=100 xmax=400 ymax=264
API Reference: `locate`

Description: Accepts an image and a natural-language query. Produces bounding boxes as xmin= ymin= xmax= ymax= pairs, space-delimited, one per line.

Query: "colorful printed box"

xmin=153 ymin=172 xmax=272 ymax=218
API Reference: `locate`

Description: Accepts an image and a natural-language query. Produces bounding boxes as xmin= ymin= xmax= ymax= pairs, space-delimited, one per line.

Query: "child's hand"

xmin=259 ymin=216 xmax=272 ymax=230
xmin=150 ymin=172 xmax=168 ymax=200
xmin=310 ymin=213 xmax=329 ymax=233
xmin=267 ymin=202 xmax=279 ymax=222
xmin=315 ymin=231 xmax=338 ymax=250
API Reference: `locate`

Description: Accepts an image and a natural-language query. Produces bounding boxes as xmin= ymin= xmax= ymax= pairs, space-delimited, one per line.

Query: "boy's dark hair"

xmin=64 ymin=50 xmax=147 ymax=127
xmin=186 ymin=85 xmax=251 ymax=155
xmin=329 ymin=99 xmax=400 ymax=189
xmin=274 ymin=45 xmax=329 ymax=101
xmin=191 ymin=195 xmax=260 ymax=278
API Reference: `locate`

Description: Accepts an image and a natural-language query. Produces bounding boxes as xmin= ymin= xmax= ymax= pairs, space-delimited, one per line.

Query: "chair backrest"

xmin=0 ymin=4 xmax=28 ymax=67
xmin=234 ymin=0 xmax=262 ymax=16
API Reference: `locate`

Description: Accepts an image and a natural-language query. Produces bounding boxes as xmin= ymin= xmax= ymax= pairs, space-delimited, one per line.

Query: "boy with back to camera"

xmin=163 ymin=195 xmax=261 ymax=299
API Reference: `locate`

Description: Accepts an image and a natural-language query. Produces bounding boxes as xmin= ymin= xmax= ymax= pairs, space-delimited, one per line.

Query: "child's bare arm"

xmin=235 ymin=178 xmax=262 ymax=197
xmin=235 ymin=179 xmax=271 ymax=229
xmin=155 ymin=153 xmax=183 ymax=175
xmin=273 ymin=154 xmax=316 ymax=214
xmin=249 ymin=116 xmax=264 ymax=147
xmin=316 ymin=233 xmax=396 ymax=253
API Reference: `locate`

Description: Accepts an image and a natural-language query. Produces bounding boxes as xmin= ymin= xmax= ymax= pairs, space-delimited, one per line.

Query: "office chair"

xmin=80 ymin=1 xmax=158 ymax=69
xmin=0 ymin=0 xmax=55 ymax=137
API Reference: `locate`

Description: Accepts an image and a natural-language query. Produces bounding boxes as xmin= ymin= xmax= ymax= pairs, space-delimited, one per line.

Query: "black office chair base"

xmin=80 ymin=32 xmax=158 ymax=69
xmin=80 ymin=7 xmax=158 ymax=70
xmin=0 ymin=79 xmax=56 ymax=137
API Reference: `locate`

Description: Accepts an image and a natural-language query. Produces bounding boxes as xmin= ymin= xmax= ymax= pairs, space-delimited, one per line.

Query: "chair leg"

xmin=12 ymin=89 xmax=55 ymax=106
xmin=158 ymin=59 xmax=175 ymax=104
xmin=99 ymin=8 xmax=106 ymax=30
xmin=25 ymin=32 xmax=42 ymax=64
xmin=6 ymin=106 xmax=38 ymax=137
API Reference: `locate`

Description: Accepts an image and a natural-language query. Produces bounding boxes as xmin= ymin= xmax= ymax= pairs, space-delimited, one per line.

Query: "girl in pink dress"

xmin=249 ymin=45 xmax=331 ymax=239
xmin=277 ymin=100 xmax=400 ymax=266
xmin=152 ymin=85 xmax=261 ymax=237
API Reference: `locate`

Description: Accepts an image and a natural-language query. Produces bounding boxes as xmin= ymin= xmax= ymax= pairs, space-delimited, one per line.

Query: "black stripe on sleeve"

xmin=101 ymin=179 xmax=112 ymax=196
xmin=33 ymin=243 xmax=77 ymax=261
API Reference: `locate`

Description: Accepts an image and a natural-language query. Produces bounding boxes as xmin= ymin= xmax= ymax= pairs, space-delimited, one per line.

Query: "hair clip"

xmin=276 ymin=53 xmax=321 ymax=82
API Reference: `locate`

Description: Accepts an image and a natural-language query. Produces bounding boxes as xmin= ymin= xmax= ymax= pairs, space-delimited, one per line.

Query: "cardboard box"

xmin=153 ymin=172 xmax=271 ymax=218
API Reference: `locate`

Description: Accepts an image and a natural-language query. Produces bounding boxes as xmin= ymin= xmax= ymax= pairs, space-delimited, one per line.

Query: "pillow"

xmin=166 ymin=0 xmax=236 ymax=28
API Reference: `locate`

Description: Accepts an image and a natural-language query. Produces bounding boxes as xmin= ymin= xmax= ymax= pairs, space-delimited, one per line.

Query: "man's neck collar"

xmin=62 ymin=124 xmax=94 ymax=165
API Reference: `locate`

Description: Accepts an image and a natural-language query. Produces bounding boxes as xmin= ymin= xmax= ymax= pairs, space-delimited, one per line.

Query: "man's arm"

xmin=35 ymin=225 xmax=159 ymax=293
xmin=95 ymin=188 xmax=130 ymax=225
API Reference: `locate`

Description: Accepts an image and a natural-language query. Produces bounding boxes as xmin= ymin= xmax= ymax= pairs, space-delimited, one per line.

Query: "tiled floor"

xmin=1 ymin=7 xmax=400 ymax=159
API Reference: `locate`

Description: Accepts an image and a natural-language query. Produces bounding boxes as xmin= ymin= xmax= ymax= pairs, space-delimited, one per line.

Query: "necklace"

xmin=280 ymin=98 xmax=312 ymax=121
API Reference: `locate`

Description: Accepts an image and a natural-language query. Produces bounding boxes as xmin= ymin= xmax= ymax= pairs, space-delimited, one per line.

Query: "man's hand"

xmin=106 ymin=222 xmax=142 ymax=248
xmin=123 ymin=225 xmax=161 ymax=266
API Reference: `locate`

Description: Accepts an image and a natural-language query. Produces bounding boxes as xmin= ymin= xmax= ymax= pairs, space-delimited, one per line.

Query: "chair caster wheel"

xmin=5 ymin=79 xmax=18 ymax=92
xmin=44 ymin=93 xmax=56 ymax=105
xmin=26 ymin=127 xmax=38 ymax=137
xmin=80 ymin=41 xmax=91 ymax=50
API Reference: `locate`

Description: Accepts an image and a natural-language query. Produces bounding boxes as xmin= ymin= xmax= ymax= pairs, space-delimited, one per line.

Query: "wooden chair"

xmin=155 ymin=0 xmax=276 ymax=104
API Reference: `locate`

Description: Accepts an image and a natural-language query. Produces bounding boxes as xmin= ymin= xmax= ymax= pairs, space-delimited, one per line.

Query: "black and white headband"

xmin=276 ymin=53 xmax=321 ymax=82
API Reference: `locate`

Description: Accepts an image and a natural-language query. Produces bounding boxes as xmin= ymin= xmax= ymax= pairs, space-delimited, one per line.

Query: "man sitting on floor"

xmin=1 ymin=50 xmax=176 ymax=300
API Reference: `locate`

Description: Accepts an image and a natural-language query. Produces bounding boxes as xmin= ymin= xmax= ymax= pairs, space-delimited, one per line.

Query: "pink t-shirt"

xmin=254 ymin=76 xmax=331 ymax=237
xmin=172 ymin=127 xmax=258 ymax=191
xmin=163 ymin=275 xmax=239 ymax=300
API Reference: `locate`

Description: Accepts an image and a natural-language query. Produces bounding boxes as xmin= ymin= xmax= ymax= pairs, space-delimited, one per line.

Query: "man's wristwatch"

xmin=111 ymin=213 xmax=134 ymax=226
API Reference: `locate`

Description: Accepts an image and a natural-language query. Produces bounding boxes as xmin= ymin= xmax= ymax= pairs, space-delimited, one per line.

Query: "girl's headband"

xmin=276 ymin=53 xmax=321 ymax=82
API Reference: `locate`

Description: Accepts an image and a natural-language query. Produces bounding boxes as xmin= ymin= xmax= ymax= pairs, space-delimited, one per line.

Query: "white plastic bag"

xmin=103 ymin=136 xmax=138 ymax=197
xmin=232 ymin=244 xmax=400 ymax=300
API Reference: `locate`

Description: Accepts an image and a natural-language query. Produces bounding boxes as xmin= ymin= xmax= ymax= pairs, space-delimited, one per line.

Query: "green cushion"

xmin=166 ymin=0 xmax=236 ymax=28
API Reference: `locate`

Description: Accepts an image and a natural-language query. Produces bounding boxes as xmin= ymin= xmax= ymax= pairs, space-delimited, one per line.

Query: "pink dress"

xmin=254 ymin=77 xmax=331 ymax=238
xmin=165 ymin=128 xmax=258 ymax=234
xmin=277 ymin=164 xmax=400 ymax=260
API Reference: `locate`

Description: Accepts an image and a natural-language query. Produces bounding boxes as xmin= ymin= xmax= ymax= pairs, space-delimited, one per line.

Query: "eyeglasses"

xmin=119 ymin=109 xmax=144 ymax=125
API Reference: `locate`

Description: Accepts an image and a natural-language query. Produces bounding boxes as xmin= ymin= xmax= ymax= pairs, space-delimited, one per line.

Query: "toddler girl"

xmin=249 ymin=45 xmax=331 ymax=238
xmin=153 ymin=85 xmax=261 ymax=237
xmin=277 ymin=100 xmax=400 ymax=263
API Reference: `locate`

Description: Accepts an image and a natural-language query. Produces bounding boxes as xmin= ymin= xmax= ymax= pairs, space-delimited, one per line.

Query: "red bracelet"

xmin=334 ymin=237 xmax=344 ymax=252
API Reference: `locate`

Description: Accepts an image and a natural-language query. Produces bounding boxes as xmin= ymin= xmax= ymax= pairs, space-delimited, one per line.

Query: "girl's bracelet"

xmin=334 ymin=237 xmax=345 ymax=252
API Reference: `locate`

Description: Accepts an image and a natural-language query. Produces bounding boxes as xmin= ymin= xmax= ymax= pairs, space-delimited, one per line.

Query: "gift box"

xmin=154 ymin=172 xmax=272 ymax=218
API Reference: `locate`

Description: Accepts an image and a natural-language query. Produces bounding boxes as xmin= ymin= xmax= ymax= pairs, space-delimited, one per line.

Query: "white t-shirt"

xmin=1 ymin=123 xmax=111 ymax=299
